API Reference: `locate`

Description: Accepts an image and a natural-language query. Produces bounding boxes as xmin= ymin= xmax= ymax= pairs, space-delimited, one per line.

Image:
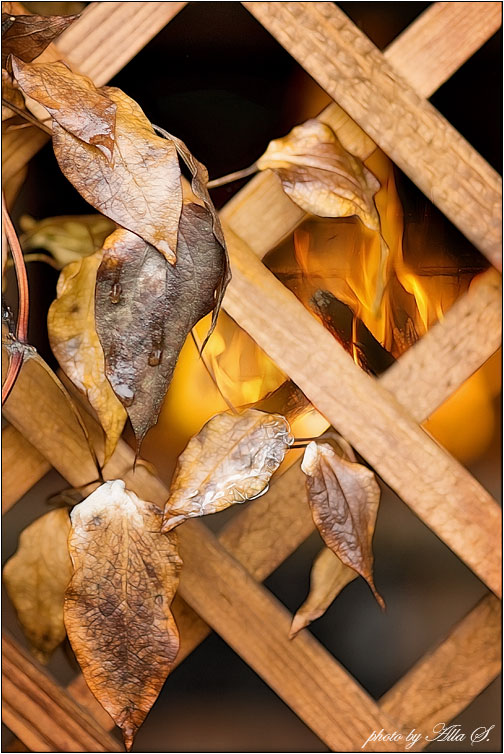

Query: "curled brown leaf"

xmin=162 ymin=408 xmax=293 ymax=532
xmin=47 ymin=250 xmax=127 ymax=464
xmin=11 ymin=56 xmax=117 ymax=159
xmin=257 ymin=119 xmax=380 ymax=230
xmin=289 ymin=547 xmax=356 ymax=638
xmin=11 ymin=60 xmax=183 ymax=262
xmin=301 ymin=441 xmax=384 ymax=608
xmin=95 ymin=203 xmax=228 ymax=450
xmin=3 ymin=507 xmax=72 ymax=663
xmin=1 ymin=10 xmax=78 ymax=67
xmin=65 ymin=479 xmax=182 ymax=751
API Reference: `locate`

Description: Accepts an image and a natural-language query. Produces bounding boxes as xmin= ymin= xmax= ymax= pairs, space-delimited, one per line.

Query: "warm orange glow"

xmin=289 ymin=149 xmax=474 ymax=359
xmin=140 ymin=147 xmax=496 ymax=481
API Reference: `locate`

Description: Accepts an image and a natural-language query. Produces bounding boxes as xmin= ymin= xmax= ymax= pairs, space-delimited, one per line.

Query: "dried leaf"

xmin=95 ymin=202 xmax=228 ymax=450
xmin=2 ymin=68 xmax=24 ymax=120
xmin=64 ymin=480 xmax=182 ymax=751
xmin=162 ymin=408 xmax=293 ymax=532
xmin=11 ymin=57 xmax=116 ymax=159
xmin=257 ymin=119 xmax=380 ymax=231
xmin=3 ymin=507 xmax=72 ymax=662
xmin=48 ymin=250 xmax=127 ymax=463
xmin=160 ymin=129 xmax=230 ymax=347
xmin=20 ymin=213 xmax=116 ymax=268
xmin=1 ymin=10 xmax=78 ymax=67
xmin=289 ymin=547 xmax=356 ymax=638
xmin=301 ymin=441 xmax=384 ymax=607
xmin=12 ymin=60 xmax=183 ymax=262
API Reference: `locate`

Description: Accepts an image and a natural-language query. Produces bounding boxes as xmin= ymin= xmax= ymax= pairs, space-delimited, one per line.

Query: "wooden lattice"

xmin=2 ymin=2 xmax=502 ymax=751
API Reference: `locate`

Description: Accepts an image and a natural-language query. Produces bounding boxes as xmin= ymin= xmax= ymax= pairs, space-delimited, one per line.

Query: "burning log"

xmin=310 ymin=289 xmax=395 ymax=376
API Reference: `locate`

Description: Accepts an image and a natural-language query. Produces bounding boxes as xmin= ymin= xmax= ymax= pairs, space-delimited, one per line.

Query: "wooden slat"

xmin=177 ymin=519 xmax=404 ymax=752
xmin=242 ymin=2 xmax=502 ymax=269
xmin=385 ymin=2 xmax=502 ymax=98
xmin=221 ymin=225 xmax=502 ymax=596
xmin=2 ymin=634 xmax=122 ymax=752
xmin=55 ymin=1 xmax=187 ymax=86
xmin=381 ymin=595 xmax=501 ymax=739
xmin=2 ymin=425 xmax=51 ymax=513
xmin=224 ymin=1 xmax=502 ymax=257
xmin=2 ymin=1 xmax=187 ymax=184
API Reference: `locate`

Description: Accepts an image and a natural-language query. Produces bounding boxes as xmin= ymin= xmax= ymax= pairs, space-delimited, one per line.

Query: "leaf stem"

xmin=2 ymin=98 xmax=52 ymax=135
xmin=207 ymin=162 xmax=258 ymax=189
xmin=2 ymin=193 xmax=29 ymax=404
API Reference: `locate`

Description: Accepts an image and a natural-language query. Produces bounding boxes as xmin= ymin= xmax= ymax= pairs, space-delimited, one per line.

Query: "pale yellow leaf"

xmin=290 ymin=547 xmax=356 ymax=638
xmin=3 ymin=507 xmax=72 ymax=662
xmin=48 ymin=250 xmax=127 ymax=464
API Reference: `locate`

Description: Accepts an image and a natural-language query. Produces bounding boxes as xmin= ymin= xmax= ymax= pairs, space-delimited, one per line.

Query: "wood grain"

xmin=2 ymin=634 xmax=122 ymax=752
xmin=385 ymin=2 xmax=502 ymax=98
xmin=2 ymin=425 xmax=51 ymax=513
xmin=242 ymin=2 xmax=502 ymax=269
xmin=2 ymin=1 xmax=187 ymax=184
xmin=380 ymin=594 xmax=501 ymax=738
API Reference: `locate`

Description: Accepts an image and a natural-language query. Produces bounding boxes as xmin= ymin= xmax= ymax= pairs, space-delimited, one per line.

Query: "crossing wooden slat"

xmin=385 ymin=2 xmax=502 ymax=98
xmin=221 ymin=225 xmax=502 ymax=596
xmin=224 ymin=2 xmax=503 ymax=258
xmin=242 ymin=2 xmax=502 ymax=269
xmin=380 ymin=595 xmax=501 ymax=739
xmin=2 ymin=634 xmax=122 ymax=752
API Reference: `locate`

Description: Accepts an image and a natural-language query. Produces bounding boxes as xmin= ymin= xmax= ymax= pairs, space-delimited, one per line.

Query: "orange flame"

xmin=139 ymin=148 xmax=495 ymax=479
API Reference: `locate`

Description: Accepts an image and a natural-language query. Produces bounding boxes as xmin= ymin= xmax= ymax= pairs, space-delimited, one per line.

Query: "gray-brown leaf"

xmin=95 ymin=203 xmax=228 ymax=450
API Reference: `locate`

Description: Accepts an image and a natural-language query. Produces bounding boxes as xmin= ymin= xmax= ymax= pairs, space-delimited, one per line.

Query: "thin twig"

xmin=6 ymin=252 xmax=61 ymax=271
xmin=2 ymin=193 xmax=29 ymax=404
xmin=2 ymin=99 xmax=52 ymax=136
xmin=190 ymin=328 xmax=238 ymax=414
xmin=207 ymin=162 xmax=258 ymax=189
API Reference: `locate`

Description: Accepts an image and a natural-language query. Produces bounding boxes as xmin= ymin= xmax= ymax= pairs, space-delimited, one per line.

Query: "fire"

xmin=287 ymin=148 xmax=476 ymax=364
xmin=139 ymin=148 xmax=495 ymax=481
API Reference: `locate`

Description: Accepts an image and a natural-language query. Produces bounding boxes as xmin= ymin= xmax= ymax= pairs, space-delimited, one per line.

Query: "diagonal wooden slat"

xmin=2 ymin=1 xmax=187 ymax=184
xmin=2 ymin=634 xmax=122 ymax=752
xmin=2 ymin=425 xmax=50 ymax=513
xmin=380 ymin=594 xmax=501 ymax=739
xmin=385 ymin=2 xmax=502 ymax=98
xmin=224 ymin=0 xmax=502 ymax=261
xmin=242 ymin=2 xmax=502 ymax=269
